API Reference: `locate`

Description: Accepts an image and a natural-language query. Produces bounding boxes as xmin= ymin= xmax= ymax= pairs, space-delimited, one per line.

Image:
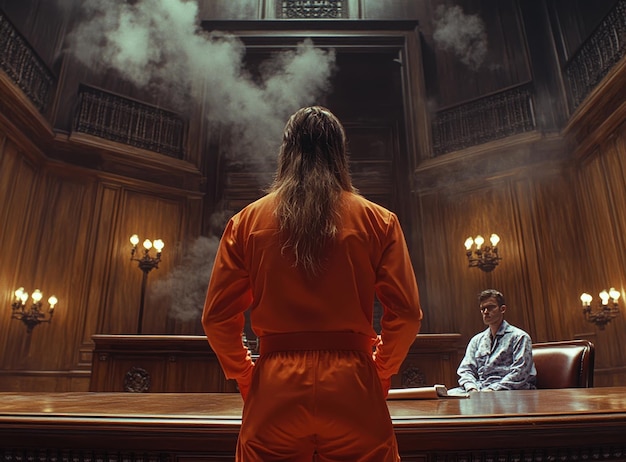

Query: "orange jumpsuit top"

xmin=202 ymin=191 xmax=422 ymax=392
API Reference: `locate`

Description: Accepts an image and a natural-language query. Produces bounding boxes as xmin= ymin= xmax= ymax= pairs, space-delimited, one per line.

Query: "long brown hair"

xmin=269 ymin=106 xmax=355 ymax=275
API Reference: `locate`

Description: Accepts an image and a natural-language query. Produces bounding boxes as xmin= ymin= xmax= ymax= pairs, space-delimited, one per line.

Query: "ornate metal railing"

xmin=564 ymin=0 xmax=626 ymax=112
xmin=0 ymin=9 xmax=55 ymax=113
xmin=73 ymin=85 xmax=186 ymax=159
xmin=277 ymin=0 xmax=347 ymax=19
xmin=431 ymin=83 xmax=536 ymax=156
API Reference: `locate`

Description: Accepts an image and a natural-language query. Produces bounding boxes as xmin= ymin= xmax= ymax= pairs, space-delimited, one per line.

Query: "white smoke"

xmin=148 ymin=209 xmax=234 ymax=323
xmin=149 ymin=235 xmax=220 ymax=322
xmin=64 ymin=0 xmax=337 ymax=168
xmin=61 ymin=0 xmax=338 ymax=322
xmin=432 ymin=5 xmax=487 ymax=71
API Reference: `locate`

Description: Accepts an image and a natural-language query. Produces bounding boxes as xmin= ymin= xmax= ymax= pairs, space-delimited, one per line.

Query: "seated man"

xmin=451 ymin=289 xmax=536 ymax=393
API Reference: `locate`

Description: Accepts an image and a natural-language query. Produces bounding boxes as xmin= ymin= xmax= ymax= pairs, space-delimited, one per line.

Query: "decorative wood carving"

xmin=277 ymin=0 xmax=347 ymax=19
xmin=73 ymin=85 xmax=186 ymax=159
xmin=431 ymin=83 xmax=536 ymax=156
xmin=2 ymin=447 xmax=621 ymax=462
xmin=0 ymin=10 xmax=55 ymax=113
xmin=0 ymin=450 xmax=167 ymax=462
xmin=401 ymin=366 xmax=427 ymax=387
xmin=430 ymin=447 xmax=626 ymax=462
xmin=564 ymin=0 xmax=626 ymax=112
xmin=123 ymin=366 xmax=151 ymax=393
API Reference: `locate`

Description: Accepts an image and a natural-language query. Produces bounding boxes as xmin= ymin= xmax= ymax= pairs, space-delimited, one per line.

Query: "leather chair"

xmin=532 ymin=339 xmax=595 ymax=388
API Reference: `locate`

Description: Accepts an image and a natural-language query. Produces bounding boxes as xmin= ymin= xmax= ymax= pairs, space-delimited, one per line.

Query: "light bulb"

xmin=609 ymin=287 xmax=620 ymax=302
xmin=474 ymin=235 xmax=485 ymax=249
xmin=490 ymin=233 xmax=500 ymax=246
xmin=599 ymin=290 xmax=610 ymax=305
xmin=14 ymin=287 xmax=25 ymax=300
xmin=580 ymin=293 xmax=592 ymax=306
xmin=48 ymin=295 xmax=58 ymax=308
xmin=130 ymin=234 xmax=139 ymax=246
xmin=143 ymin=239 xmax=152 ymax=250
xmin=32 ymin=289 xmax=43 ymax=302
xmin=153 ymin=239 xmax=164 ymax=251
xmin=464 ymin=237 xmax=474 ymax=250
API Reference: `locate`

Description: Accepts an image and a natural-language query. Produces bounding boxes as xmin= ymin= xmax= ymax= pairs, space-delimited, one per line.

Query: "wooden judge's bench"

xmin=89 ymin=333 xmax=463 ymax=392
xmin=0 ymin=388 xmax=625 ymax=461
xmin=53 ymin=334 xmax=622 ymax=461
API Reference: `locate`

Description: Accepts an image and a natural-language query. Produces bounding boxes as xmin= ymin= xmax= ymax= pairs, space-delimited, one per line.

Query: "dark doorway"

xmin=201 ymin=21 xmax=422 ymax=336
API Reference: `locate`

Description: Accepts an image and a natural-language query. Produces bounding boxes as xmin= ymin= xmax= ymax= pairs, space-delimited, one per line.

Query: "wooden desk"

xmin=89 ymin=334 xmax=239 ymax=392
xmin=1 ymin=388 xmax=625 ymax=461
xmin=89 ymin=333 xmax=462 ymax=392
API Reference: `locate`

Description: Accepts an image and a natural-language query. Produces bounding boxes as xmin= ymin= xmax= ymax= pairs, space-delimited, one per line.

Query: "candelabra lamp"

xmin=464 ymin=234 xmax=501 ymax=272
xmin=11 ymin=287 xmax=58 ymax=333
xmin=580 ymin=288 xmax=620 ymax=329
xmin=130 ymin=234 xmax=164 ymax=334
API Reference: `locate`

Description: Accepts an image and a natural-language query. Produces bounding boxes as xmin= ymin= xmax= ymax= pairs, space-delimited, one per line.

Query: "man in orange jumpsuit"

xmin=202 ymin=106 xmax=422 ymax=461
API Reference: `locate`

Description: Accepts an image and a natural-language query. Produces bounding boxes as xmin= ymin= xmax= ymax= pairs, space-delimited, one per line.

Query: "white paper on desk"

xmin=387 ymin=384 xmax=469 ymax=399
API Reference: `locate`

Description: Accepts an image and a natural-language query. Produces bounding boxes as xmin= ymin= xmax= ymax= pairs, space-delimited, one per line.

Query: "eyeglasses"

xmin=479 ymin=304 xmax=501 ymax=313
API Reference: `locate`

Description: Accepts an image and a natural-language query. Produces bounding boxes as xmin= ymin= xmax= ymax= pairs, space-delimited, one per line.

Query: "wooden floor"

xmin=1 ymin=387 xmax=626 ymax=461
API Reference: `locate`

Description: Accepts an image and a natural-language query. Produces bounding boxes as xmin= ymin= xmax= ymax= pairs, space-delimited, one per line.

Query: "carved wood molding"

xmin=562 ymin=55 xmax=626 ymax=160
xmin=0 ymin=450 xmax=169 ymax=462
xmin=277 ymin=0 xmax=348 ymax=19
xmin=124 ymin=366 xmax=151 ymax=393
xmin=2 ymin=444 xmax=625 ymax=462
xmin=430 ymin=446 xmax=626 ymax=462
xmin=401 ymin=365 xmax=427 ymax=387
xmin=414 ymin=132 xmax=566 ymax=193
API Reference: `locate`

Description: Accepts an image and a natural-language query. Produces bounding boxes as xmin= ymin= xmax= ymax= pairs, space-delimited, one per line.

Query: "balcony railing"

xmin=0 ymin=9 xmax=55 ymax=113
xmin=564 ymin=0 xmax=626 ymax=112
xmin=431 ymin=83 xmax=536 ymax=156
xmin=73 ymin=85 xmax=186 ymax=159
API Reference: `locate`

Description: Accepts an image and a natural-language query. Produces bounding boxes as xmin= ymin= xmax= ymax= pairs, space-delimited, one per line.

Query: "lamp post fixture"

xmin=130 ymin=234 xmax=164 ymax=334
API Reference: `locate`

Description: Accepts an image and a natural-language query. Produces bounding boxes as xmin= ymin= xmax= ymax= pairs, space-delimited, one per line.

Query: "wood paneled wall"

xmin=570 ymin=128 xmax=626 ymax=385
xmin=1 ymin=0 xmax=626 ymax=391
xmin=416 ymin=148 xmax=584 ymax=338
xmin=0 ymin=115 xmax=204 ymax=391
xmin=411 ymin=60 xmax=626 ymax=387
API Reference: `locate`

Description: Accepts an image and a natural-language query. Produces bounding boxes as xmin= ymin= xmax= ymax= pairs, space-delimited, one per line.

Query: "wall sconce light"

xmin=130 ymin=234 xmax=164 ymax=334
xmin=580 ymin=288 xmax=620 ymax=329
xmin=464 ymin=234 xmax=501 ymax=272
xmin=11 ymin=287 xmax=58 ymax=333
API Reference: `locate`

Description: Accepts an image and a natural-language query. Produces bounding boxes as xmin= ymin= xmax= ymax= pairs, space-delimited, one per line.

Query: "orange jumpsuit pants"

xmin=236 ymin=333 xmax=400 ymax=462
